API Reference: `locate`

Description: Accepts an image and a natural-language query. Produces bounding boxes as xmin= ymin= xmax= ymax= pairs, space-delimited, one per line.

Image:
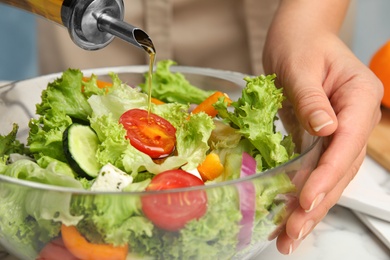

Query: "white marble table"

xmin=259 ymin=205 xmax=390 ymax=259
xmin=257 ymin=155 xmax=390 ymax=260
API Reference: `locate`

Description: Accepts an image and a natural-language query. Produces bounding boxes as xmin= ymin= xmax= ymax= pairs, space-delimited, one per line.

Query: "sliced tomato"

xmin=37 ymin=237 xmax=78 ymax=260
xmin=119 ymin=109 xmax=176 ymax=158
xmin=141 ymin=170 xmax=208 ymax=231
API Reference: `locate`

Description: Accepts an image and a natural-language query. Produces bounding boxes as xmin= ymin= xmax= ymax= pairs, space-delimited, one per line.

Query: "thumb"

xmin=282 ymin=78 xmax=338 ymax=136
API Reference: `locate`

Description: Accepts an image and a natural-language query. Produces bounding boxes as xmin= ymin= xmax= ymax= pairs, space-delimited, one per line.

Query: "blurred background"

xmin=0 ymin=4 xmax=37 ymax=80
xmin=353 ymin=0 xmax=390 ymax=65
xmin=0 ymin=0 xmax=389 ymax=81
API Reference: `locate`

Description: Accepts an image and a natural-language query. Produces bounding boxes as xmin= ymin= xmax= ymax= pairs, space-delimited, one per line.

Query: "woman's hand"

xmin=263 ymin=0 xmax=383 ymax=254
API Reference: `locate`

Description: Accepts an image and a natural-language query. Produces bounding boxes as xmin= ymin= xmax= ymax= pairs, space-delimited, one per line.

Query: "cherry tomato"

xmin=141 ymin=170 xmax=208 ymax=231
xmin=37 ymin=237 xmax=78 ymax=260
xmin=119 ymin=109 xmax=176 ymax=158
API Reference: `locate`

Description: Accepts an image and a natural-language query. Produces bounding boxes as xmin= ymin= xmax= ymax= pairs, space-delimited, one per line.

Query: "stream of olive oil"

xmin=138 ymin=38 xmax=156 ymax=114
xmin=146 ymin=51 xmax=155 ymax=113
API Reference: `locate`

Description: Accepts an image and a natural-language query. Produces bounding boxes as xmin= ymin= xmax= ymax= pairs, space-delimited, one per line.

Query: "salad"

xmin=0 ymin=60 xmax=298 ymax=260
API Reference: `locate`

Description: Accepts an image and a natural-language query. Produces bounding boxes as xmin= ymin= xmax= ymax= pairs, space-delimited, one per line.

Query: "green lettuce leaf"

xmin=70 ymin=179 xmax=152 ymax=246
xmin=139 ymin=60 xmax=214 ymax=104
xmin=0 ymin=124 xmax=29 ymax=158
xmin=89 ymin=113 xmax=130 ymax=168
xmin=27 ymin=109 xmax=72 ymax=162
xmin=82 ymin=74 xmax=110 ymax=97
xmin=176 ymin=112 xmax=215 ymax=171
xmin=0 ymin=159 xmax=84 ymax=259
xmin=1 ymin=159 xmax=82 ymax=189
xmin=88 ymin=73 xmax=149 ymax=121
xmin=36 ymin=69 xmax=92 ymax=121
xmin=215 ymin=74 xmax=295 ymax=170
xmin=0 ymin=182 xmax=49 ymax=259
xmin=36 ymin=155 xmax=76 ymax=178
xmin=27 ymin=69 xmax=113 ymax=162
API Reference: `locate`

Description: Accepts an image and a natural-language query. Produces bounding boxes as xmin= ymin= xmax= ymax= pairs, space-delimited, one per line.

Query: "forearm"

xmin=274 ymin=0 xmax=350 ymax=34
xmin=263 ymin=0 xmax=351 ymax=75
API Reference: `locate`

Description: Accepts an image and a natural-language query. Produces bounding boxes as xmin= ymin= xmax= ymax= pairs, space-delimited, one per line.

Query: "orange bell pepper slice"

xmin=197 ymin=153 xmax=224 ymax=181
xmin=191 ymin=91 xmax=232 ymax=117
xmin=151 ymin=97 xmax=165 ymax=105
xmin=61 ymin=224 xmax=128 ymax=260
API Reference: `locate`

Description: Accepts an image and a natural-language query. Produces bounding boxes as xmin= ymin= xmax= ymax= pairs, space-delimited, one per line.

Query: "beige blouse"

xmin=37 ymin=0 xmax=355 ymax=76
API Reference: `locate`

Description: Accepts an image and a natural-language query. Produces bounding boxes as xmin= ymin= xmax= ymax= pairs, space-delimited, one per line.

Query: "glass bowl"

xmin=0 ymin=66 xmax=323 ymax=260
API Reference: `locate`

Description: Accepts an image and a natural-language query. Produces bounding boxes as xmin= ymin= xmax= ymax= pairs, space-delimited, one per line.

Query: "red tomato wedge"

xmin=141 ymin=170 xmax=208 ymax=231
xmin=119 ymin=109 xmax=176 ymax=159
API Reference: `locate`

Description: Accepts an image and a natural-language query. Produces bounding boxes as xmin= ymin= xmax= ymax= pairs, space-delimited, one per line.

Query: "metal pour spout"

xmin=63 ymin=0 xmax=154 ymax=52
xmin=96 ymin=13 xmax=155 ymax=53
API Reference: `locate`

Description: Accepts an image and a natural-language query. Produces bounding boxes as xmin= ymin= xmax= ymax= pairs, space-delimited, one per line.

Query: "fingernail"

xmin=306 ymin=192 xmax=325 ymax=213
xmin=288 ymin=240 xmax=301 ymax=255
xmin=298 ymin=220 xmax=314 ymax=240
xmin=288 ymin=243 xmax=294 ymax=255
xmin=309 ymin=110 xmax=334 ymax=132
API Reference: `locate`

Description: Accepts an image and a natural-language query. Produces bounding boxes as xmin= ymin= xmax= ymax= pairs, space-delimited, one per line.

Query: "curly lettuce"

xmin=215 ymin=74 xmax=296 ymax=170
xmin=139 ymin=60 xmax=214 ymax=104
xmin=27 ymin=70 xmax=93 ymax=161
xmin=0 ymin=124 xmax=28 ymax=158
xmin=0 ymin=158 xmax=83 ymax=258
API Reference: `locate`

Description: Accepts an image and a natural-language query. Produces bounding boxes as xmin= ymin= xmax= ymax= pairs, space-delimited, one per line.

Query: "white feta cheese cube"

xmin=91 ymin=163 xmax=133 ymax=191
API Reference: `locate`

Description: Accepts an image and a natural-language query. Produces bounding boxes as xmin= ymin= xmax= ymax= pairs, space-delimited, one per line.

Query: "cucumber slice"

xmin=63 ymin=123 xmax=101 ymax=179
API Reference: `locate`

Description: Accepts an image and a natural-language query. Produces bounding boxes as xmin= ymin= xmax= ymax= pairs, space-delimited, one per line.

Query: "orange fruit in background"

xmin=369 ymin=40 xmax=390 ymax=108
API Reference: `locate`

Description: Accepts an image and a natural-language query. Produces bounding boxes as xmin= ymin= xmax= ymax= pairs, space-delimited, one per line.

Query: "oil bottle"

xmin=0 ymin=0 xmax=154 ymax=52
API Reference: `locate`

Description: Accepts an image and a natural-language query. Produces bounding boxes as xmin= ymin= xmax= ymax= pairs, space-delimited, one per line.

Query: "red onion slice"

xmin=237 ymin=152 xmax=256 ymax=250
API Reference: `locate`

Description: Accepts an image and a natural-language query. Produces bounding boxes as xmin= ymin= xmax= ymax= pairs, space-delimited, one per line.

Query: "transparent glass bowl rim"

xmin=0 ymin=65 xmax=322 ymax=195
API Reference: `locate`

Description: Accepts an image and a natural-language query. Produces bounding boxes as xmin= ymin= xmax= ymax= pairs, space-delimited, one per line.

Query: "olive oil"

xmin=138 ymin=38 xmax=156 ymax=114
xmin=147 ymin=52 xmax=156 ymax=113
